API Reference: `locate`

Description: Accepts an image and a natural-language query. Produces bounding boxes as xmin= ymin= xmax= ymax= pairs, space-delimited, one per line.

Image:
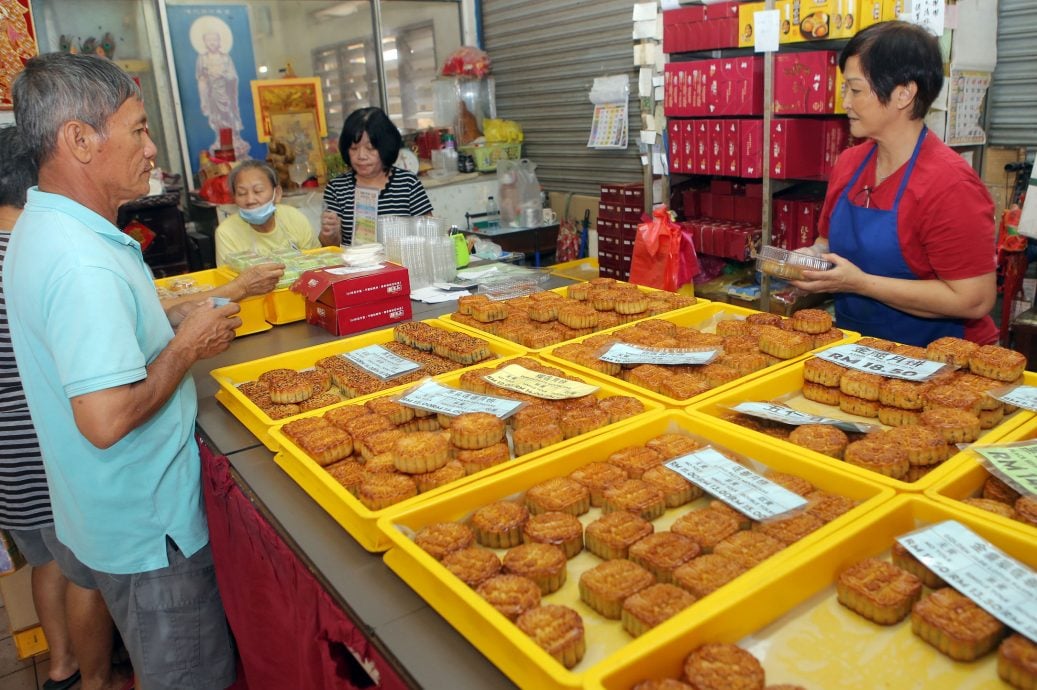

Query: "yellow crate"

xmin=210 ymin=319 xmax=528 ymax=450
xmin=541 ymin=302 xmax=859 ymax=408
xmin=438 ymin=283 xmax=707 ymax=353
xmin=590 ymin=494 xmax=1034 ymax=690
xmin=217 ymin=246 xmax=345 ymax=325
xmin=154 ymin=269 xmax=270 ymax=337
xmin=271 ymin=356 xmax=664 ymax=552
xmin=686 ymin=363 xmax=1037 ymax=492
xmin=926 ymin=413 xmax=1037 ymax=540
xmin=377 ymin=410 xmax=893 ymax=690
xmin=550 ymin=257 xmax=599 ymax=282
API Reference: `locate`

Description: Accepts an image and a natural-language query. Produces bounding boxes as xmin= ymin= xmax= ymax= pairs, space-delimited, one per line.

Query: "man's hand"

xmin=165 ymin=299 xmax=206 ymax=327
xmin=230 ymin=262 xmax=284 ymax=298
xmin=319 ymin=210 xmax=341 ymax=246
xmin=173 ymin=299 xmax=241 ymax=360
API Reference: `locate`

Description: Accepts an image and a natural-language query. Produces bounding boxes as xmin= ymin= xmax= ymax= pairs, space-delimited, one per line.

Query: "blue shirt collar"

xmin=25 ymin=187 xmax=140 ymax=249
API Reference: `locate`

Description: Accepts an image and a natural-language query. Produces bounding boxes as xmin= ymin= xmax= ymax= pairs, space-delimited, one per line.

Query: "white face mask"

xmin=239 ymin=200 xmax=275 ymax=225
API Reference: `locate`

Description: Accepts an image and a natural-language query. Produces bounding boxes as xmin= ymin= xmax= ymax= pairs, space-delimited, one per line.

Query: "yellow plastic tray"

xmin=210 ymin=319 xmax=528 ymax=450
xmin=439 ymin=284 xmax=708 ymax=353
xmin=541 ymin=302 xmax=859 ymax=408
xmin=686 ymin=362 xmax=1037 ymax=492
xmin=154 ymin=269 xmax=270 ymax=337
xmin=269 ymin=356 xmax=664 ymax=552
xmin=216 ymin=246 xmax=345 ymax=325
xmin=376 ymin=410 xmax=893 ymax=690
xmin=926 ymin=413 xmax=1037 ymax=540
xmin=550 ymin=257 xmax=599 ymax=282
xmin=589 ymin=494 xmax=1036 ymax=690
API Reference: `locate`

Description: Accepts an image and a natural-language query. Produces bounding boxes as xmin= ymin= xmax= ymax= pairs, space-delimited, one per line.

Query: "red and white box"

xmin=668 ymin=120 xmax=684 ymax=173
xmin=774 ymin=51 xmax=838 ymax=115
xmin=694 ymin=120 xmax=710 ymax=174
xmin=683 ymin=120 xmax=696 ymax=173
xmin=723 ymin=119 xmax=741 ymax=176
xmin=709 ymin=120 xmax=725 ymax=175
xmin=715 ymin=56 xmax=764 ymax=115
xmin=790 ymin=199 xmax=823 ymax=250
xmin=821 ymin=117 xmax=851 ymax=177
xmin=295 ymin=263 xmax=412 ymax=336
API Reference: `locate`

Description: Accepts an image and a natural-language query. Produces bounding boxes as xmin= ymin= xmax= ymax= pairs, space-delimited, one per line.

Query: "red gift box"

xmin=668 ymin=120 xmax=684 ymax=173
xmin=772 ymin=197 xmax=797 ymax=249
xmin=713 ymin=194 xmax=736 ymax=221
xmin=710 ymin=179 xmax=734 ymax=195
xmin=706 ymin=1 xmax=743 ymax=21
xmin=694 ymin=120 xmax=710 ymax=174
xmin=709 ymin=120 xmax=724 ymax=175
xmin=791 ymin=199 xmax=823 ymax=250
xmin=723 ymin=119 xmax=741 ymax=176
xmin=681 ymin=188 xmax=701 ymax=219
xmin=683 ymin=120 xmax=696 ymax=173
xmin=740 ymin=119 xmax=764 ymax=178
xmin=733 ymin=196 xmax=764 ymax=225
xmin=770 ymin=118 xmax=826 ymax=179
xmin=774 ymin=51 xmax=838 ymax=115
xmin=821 ymin=117 xmax=851 ymax=178
xmin=305 ymin=297 xmax=411 ymax=336
xmin=294 ymin=263 xmax=410 ymax=309
xmin=715 ymin=57 xmax=764 ymax=115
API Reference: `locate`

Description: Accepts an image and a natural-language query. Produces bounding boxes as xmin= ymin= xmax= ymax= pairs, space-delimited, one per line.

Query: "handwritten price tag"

xmin=816 ymin=344 xmax=948 ymax=381
xmin=599 ymin=343 xmax=719 ymax=366
xmin=484 ymin=364 xmax=599 ymax=400
xmin=897 ymin=521 xmax=1037 ymax=641
xmin=398 ymin=381 xmax=523 ymax=418
xmin=732 ymin=402 xmax=876 ymax=434
xmin=665 ymin=447 xmax=807 ymax=520
xmin=342 ymin=345 xmax=420 ymax=381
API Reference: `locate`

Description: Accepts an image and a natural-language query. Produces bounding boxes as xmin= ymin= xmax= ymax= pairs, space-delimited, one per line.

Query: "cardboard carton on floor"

xmin=1 ymin=566 xmax=47 ymax=659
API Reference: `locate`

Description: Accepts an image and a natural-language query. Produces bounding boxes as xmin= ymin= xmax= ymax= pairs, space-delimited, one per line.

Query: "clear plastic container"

xmin=485 ymin=196 xmax=499 ymax=230
xmin=755 ymin=245 xmax=834 ymax=280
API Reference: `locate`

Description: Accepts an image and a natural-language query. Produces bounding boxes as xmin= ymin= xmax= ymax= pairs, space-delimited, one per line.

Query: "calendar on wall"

xmin=588 ymin=103 xmax=629 ymax=149
xmin=947 ymin=69 xmax=991 ymax=146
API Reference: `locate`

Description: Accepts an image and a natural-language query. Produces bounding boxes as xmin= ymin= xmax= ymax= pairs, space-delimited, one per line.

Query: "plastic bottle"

xmin=442 ymin=135 xmax=458 ymax=174
xmin=485 ymin=196 xmax=499 ymax=230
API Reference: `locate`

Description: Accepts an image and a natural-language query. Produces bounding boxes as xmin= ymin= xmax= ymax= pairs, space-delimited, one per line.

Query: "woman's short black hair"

xmin=0 ymin=125 xmax=38 ymax=209
xmin=840 ymin=20 xmax=943 ymax=120
xmin=339 ymin=107 xmax=402 ymax=173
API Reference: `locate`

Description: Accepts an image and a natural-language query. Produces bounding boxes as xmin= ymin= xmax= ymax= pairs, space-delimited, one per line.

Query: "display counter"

xmin=192 ymin=280 xmax=573 ymax=689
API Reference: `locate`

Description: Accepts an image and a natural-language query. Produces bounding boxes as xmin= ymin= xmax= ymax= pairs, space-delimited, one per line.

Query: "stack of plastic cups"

xmin=428 ymin=236 xmax=457 ymax=283
xmin=378 ymin=215 xmax=413 ymax=263
xmin=414 ymin=216 xmax=447 ymax=240
xmin=399 ymin=236 xmax=431 ymax=290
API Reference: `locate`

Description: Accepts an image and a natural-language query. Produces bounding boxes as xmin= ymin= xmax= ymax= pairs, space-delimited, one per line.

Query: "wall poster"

xmin=0 ymin=0 xmax=39 ymax=110
xmin=167 ymin=4 xmax=263 ymax=177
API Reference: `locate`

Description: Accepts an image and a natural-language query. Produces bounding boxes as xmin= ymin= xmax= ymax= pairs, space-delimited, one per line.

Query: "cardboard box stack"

xmin=597 ymin=183 xmax=645 ymax=281
xmin=295 ymin=264 xmax=412 ymax=336
xmin=662 ymin=0 xmax=743 ymax=52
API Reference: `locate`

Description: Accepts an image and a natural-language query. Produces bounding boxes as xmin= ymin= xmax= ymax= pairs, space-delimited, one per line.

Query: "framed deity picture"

xmin=269 ymin=110 xmax=326 ymax=180
xmin=1 ymin=0 xmax=40 ymax=110
xmin=251 ymin=77 xmax=327 ymax=143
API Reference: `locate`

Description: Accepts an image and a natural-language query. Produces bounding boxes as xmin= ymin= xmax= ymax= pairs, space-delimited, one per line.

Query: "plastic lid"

xmin=755 ymin=245 xmax=834 ymax=280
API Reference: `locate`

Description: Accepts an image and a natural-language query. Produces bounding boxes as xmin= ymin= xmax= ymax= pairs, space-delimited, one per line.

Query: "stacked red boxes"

xmin=662 ymin=1 xmax=740 ymax=52
xmin=598 ymin=183 xmax=645 ymax=280
xmin=296 ymin=264 xmax=412 ymax=336
xmin=740 ymin=119 xmax=764 ymax=178
xmin=681 ymin=220 xmax=761 ymax=262
xmin=821 ymin=118 xmax=852 ymax=177
xmin=773 ymin=51 xmax=839 ymax=115
xmin=771 ymin=195 xmax=825 ymax=250
xmin=668 ymin=120 xmax=684 ymax=173
xmin=770 ymin=118 xmax=827 ymax=179
xmin=664 ymin=57 xmax=763 ymax=117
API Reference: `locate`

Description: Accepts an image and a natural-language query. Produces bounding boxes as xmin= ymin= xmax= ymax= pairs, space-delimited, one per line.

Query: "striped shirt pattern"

xmin=323 ymin=167 xmax=434 ymax=245
xmin=0 ymin=232 xmax=52 ymax=529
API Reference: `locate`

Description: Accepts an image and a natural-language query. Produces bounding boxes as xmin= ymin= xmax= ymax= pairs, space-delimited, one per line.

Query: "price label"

xmin=897 ymin=521 xmax=1037 ymax=641
xmin=732 ymin=402 xmax=877 ymax=434
xmin=816 ymin=343 xmax=948 ymax=381
xmin=342 ymin=345 xmax=420 ymax=381
xmin=598 ymin=343 xmax=719 ymax=366
xmin=992 ymin=385 xmax=1037 ymax=411
xmin=665 ymin=447 xmax=807 ymax=520
xmin=398 ymin=381 xmax=523 ymax=418
xmin=484 ymin=364 xmax=599 ymax=400
xmin=972 ymin=443 xmax=1037 ymax=496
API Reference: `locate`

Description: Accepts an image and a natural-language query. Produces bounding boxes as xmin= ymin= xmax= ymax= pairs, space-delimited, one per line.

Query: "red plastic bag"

xmin=629 ymin=206 xmax=683 ymax=292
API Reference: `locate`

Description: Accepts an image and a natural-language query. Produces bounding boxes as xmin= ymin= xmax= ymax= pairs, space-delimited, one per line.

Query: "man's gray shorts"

xmin=51 ymin=535 xmax=236 ymax=690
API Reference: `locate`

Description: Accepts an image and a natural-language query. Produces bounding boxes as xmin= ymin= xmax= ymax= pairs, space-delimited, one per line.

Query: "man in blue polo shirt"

xmin=5 ymin=53 xmax=240 ymax=689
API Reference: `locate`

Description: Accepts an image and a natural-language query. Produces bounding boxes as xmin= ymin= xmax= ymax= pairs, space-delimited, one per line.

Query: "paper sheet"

xmin=632 ymin=2 xmax=656 ymax=21
xmin=950 ymin=0 xmax=998 ymax=71
xmin=754 ymin=10 xmax=780 ymax=53
xmin=946 ymin=69 xmax=991 ymax=146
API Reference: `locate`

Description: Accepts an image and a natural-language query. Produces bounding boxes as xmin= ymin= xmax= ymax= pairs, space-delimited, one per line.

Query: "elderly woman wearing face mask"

xmin=215 ymin=159 xmax=319 ymax=266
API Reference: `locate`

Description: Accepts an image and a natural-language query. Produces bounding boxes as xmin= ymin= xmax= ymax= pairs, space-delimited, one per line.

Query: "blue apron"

xmin=828 ymin=126 xmax=965 ymax=346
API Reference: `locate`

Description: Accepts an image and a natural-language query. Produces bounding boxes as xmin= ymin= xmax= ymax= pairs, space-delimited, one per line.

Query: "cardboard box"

xmin=740 ymin=119 xmax=764 ymax=178
xmin=1 ymin=565 xmax=46 ymax=660
xmin=777 ymin=0 xmax=837 ymax=43
xmin=295 ymin=263 xmax=410 ymax=311
xmin=833 ymin=66 xmax=847 ymax=114
xmin=770 ymin=118 xmax=826 ymax=179
xmin=774 ymin=51 xmax=838 ymax=115
xmin=305 ymin=296 xmax=412 ymax=336
xmin=882 ymin=0 xmax=910 ymax=21
xmin=831 ymin=0 xmax=863 ymax=38
xmin=858 ymin=0 xmax=884 ymax=29
xmin=738 ymin=2 xmax=766 ymax=48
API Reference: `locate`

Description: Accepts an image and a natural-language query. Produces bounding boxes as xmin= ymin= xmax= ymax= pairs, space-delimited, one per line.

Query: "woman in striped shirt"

xmin=319 ymin=107 xmax=433 ymax=247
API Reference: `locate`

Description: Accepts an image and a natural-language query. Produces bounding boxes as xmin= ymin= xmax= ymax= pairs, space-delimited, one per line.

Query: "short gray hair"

xmin=227 ymin=159 xmax=280 ymax=192
xmin=13 ymin=53 xmax=141 ymax=166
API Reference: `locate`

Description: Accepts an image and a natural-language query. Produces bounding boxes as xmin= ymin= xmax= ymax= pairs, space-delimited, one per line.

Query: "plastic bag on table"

xmin=497 ymin=159 xmax=541 ymax=228
xmin=472 ymin=237 xmax=504 ymax=260
xmin=629 ymin=206 xmax=683 ymax=292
